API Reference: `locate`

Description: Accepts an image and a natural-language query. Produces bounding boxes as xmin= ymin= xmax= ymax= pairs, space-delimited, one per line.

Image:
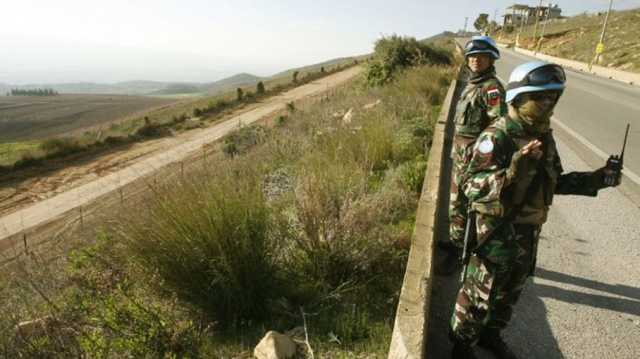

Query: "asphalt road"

xmin=494 ymin=47 xmax=640 ymax=185
xmin=427 ymin=45 xmax=640 ymax=358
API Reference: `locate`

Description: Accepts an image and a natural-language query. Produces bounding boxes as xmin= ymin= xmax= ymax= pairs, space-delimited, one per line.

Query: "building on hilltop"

xmin=503 ymin=3 xmax=562 ymax=27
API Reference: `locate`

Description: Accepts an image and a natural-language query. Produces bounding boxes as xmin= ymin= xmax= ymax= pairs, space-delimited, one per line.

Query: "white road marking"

xmin=496 ymin=75 xmax=640 ymax=186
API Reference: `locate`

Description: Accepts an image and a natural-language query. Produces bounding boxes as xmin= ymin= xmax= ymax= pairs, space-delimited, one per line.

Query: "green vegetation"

xmin=494 ymin=7 xmax=640 ymax=73
xmin=0 ymin=37 xmax=455 ymax=357
xmin=8 ymin=88 xmax=58 ymax=96
xmin=365 ymin=35 xmax=452 ymax=86
xmin=0 ymin=61 xmax=356 ymax=176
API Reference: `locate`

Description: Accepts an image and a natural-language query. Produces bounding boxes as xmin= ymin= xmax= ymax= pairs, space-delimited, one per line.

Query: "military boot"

xmin=449 ymin=328 xmax=478 ymax=359
xmin=478 ymin=329 xmax=518 ymax=359
xmin=451 ymin=341 xmax=478 ymax=359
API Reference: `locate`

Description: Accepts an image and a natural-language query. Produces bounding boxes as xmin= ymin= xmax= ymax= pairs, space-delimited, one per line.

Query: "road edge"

xmin=496 ymin=43 xmax=640 ymax=87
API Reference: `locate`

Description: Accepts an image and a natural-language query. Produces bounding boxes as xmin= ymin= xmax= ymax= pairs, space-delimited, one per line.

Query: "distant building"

xmin=503 ymin=3 xmax=562 ymax=27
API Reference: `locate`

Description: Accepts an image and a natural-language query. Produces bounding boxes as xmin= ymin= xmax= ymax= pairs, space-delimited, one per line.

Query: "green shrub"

xmin=276 ymin=115 xmax=288 ymax=126
xmin=40 ymin=137 xmax=84 ymax=157
xmin=256 ymin=81 xmax=265 ymax=94
xmin=119 ymin=169 xmax=281 ymax=328
xmin=364 ymin=35 xmax=452 ymax=86
xmin=222 ymin=125 xmax=266 ymax=157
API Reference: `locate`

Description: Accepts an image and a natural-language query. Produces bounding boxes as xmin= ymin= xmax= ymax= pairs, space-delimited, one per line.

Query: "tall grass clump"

xmin=119 ymin=164 xmax=282 ymax=328
xmin=365 ymin=35 xmax=452 ymax=86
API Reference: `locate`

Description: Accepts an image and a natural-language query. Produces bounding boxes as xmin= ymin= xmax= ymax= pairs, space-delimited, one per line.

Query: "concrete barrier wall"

xmin=497 ymin=43 xmax=640 ymax=87
xmin=387 ymin=75 xmax=460 ymax=359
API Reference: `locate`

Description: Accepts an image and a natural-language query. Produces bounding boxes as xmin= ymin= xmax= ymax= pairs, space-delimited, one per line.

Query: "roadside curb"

xmin=387 ymin=75 xmax=460 ymax=358
xmin=496 ymin=43 xmax=640 ymax=87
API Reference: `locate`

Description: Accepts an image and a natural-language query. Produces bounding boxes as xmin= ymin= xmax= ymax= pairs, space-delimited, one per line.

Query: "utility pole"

xmin=531 ymin=0 xmax=543 ymax=49
xmin=590 ymin=0 xmax=614 ymax=71
xmin=463 ymin=17 xmax=469 ymax=35
xmin=535 ymin=2 xmax=552 ymax=55
xmin=492 ymin=8 xmax=498 ymax=35
xmin=516 ymin=8 xmax=527 ymax=47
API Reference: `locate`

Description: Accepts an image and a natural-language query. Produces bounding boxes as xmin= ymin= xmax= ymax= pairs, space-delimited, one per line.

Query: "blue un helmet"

xmin=464 ymin=35 xmax=500 ymax=60
xmin=505 ymin=61 xmax=566 ymax=103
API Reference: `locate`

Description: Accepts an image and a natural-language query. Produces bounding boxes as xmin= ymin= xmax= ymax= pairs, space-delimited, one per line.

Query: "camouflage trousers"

xmin=449 ymin=136 xmax=476 ymax=247
xmin=450 ymin=223 xmax=541 ymax=344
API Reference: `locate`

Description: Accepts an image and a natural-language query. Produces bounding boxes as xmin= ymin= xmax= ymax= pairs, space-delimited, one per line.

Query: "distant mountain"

xmin=148 ymin=83 xmax=204 ymax=96
xmin=269 ymin=56 xmax=366 ymax=79
xmin=0 ymin=81 xmax=169 ymax=96
xmin=200 ymin=73 xmax=263 ymax=94
xmin=0 ymin=55 xmax=366 ymax=97
xmin=0 ymin=74 xmax=263 ymax=97
xmin=421 ymin=31 xmax=457 ymax=44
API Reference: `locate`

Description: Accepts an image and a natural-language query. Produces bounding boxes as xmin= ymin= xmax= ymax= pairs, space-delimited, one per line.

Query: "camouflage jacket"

xmin=454 ymin=69 xmax=506 ymax=139
xmin=462 ymin=115 xmax=605 ymax=244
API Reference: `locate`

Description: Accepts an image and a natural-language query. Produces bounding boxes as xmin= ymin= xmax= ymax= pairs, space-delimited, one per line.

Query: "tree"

xmin=320 ymin=66 xmax=325 ymax=73
xmin=474 ymin=13 xmax=490 ymax=32
xmin=488 ymin=21 xmax=499 ymax=34
xmin=292 ymin=71 xmax=299 ymax=83
xmin=236 ymin=87 xmax=244 ymax=101
xmin=256 ymin=81 xmax=265 ymax=95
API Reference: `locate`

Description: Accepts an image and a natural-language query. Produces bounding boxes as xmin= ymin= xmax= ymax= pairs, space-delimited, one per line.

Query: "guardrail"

xmin=387 ymin=72 xmax=461 ymax=358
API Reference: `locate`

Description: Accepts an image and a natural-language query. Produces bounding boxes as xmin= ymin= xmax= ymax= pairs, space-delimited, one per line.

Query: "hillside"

xmin=0 ymin=56 xmax=364 ymax=97
xmin=269 ymin=55 xmax=367 ymax=79
xmin=199 ymin=72 xmax=263 ymax=94
xmin=494 ymin=7 xmax=640 ymax=73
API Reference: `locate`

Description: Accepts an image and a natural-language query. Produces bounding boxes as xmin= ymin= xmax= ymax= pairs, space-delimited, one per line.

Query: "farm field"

xmin=0 ymin=94 xmax=179 ymax=142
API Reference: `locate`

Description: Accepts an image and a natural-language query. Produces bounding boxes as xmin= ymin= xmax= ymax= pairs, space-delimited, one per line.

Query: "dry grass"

xmin=0 ymin=55 xmax=455 ymax=357
xmin=495 ymin=8 xmax=640 ymax=72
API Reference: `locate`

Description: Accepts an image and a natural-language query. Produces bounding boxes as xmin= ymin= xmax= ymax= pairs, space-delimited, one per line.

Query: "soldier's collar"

xmin=468 ymin=66 xmax=497 ymax=84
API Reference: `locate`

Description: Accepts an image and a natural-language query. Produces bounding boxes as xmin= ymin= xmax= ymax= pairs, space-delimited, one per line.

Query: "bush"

xmin=256 ymin=81 xmax=265 ymax=94
xmin=119 ymin=169 xmax=281 ymax=328
xmin=222 ymin=125 xmax=266 ymax=157
xmin=134 ymin=118 xmax=170 ymax=138
xmin=364 ymin=35 xmax=452 ymax=86
xmin=40 ymin=137 xmax=84 ymax=157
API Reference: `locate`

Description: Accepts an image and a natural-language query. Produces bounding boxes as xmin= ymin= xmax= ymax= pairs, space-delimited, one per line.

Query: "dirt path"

xmin=0 ymin=66 xmax=362 ymax=249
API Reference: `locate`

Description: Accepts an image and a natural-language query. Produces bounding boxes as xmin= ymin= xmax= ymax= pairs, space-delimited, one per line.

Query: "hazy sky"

xmin=2 ymin=0 xmax=639 ymax=84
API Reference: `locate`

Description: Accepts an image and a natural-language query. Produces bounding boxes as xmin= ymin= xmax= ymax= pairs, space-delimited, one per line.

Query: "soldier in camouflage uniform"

xmin=448 ymin=62 xmax=622 ymax=359
xmin=439 ymin=36 xmax=506 ymax=275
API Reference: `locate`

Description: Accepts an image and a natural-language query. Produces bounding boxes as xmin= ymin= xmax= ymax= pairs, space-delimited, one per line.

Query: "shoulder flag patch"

xmin=477 ymin=138 xmax=494 ymax=154
xmin=486 ymin=87 xmax=501 ymax=106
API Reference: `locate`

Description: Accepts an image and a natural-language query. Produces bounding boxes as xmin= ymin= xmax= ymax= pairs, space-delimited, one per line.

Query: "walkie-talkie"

xmin=605 ymin=124 xmax=630 ymax=187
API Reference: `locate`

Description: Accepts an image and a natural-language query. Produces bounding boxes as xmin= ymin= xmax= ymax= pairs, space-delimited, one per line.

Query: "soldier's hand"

xmin=521 ymin=140 xmax=543 ymax=160
xmin=600 ymin=161 xmax=623 ymax=187
xmin=507 ymin=140 xmax=541 ymax=184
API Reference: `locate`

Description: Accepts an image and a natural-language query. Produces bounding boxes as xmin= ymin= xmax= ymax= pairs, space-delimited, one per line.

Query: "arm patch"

xmin=486 ymin=87 xmax=501 ymax=107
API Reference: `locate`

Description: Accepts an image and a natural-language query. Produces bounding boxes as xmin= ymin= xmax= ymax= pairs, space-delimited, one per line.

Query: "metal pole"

xmin=590 ymin=0 xmax=614 ymax=70
xmin=535 ymin=2 xmax=551 ymax=54
xmin=531 ymin=0 xmax=543 ymax=48
xmin=516 ymin=8 xmax=527 ymax=47
xmin=492 ymin=9 xmax=498 ymax=35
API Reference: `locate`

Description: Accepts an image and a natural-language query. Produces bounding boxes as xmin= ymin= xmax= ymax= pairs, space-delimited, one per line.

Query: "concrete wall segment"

xmin=388 ymin=69 xmax=462 ymax=358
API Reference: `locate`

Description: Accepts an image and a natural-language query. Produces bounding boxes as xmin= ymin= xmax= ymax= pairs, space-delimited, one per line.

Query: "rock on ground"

xmin=254 ymin=331 xmax=297 ymax=359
